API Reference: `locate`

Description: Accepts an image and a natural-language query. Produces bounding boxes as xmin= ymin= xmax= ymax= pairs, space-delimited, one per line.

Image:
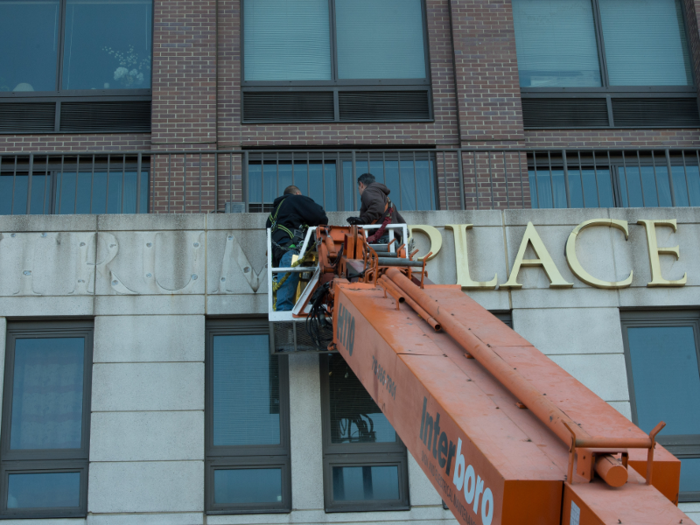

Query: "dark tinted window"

xmin=1 ymin=323 xmax=92 ymax=519
xmin=622 ymin=312 xmax=700 ymax=502
xmin=205 ymin=320 xmax=291 ymax=513
xmin=321 ymin=354 xmax=409 ymax=512
xmin=0 ymin=0 xmax=60 ymax=93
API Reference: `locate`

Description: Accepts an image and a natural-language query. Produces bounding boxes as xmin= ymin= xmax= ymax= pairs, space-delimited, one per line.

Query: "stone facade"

xmin=0 ymin=210 xmax=698 ymax=524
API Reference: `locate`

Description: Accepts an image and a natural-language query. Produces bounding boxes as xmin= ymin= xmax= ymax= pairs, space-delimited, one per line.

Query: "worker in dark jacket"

xmin=267 ymin=185 xmax=328 ymax=311
xmin=347 ymin=173 xmax=405 ymax=243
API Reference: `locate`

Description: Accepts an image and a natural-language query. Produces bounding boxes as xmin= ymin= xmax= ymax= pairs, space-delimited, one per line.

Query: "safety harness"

xmin=367 ymin=198 xmax=394 ymax=244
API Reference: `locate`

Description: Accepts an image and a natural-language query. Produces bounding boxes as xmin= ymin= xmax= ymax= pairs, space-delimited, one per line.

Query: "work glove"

xmin=346 ymin=216 xmax=363 ymax=225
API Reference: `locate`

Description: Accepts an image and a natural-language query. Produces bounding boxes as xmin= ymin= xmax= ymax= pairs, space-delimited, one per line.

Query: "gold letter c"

xmin=566 ymin=219 xmax=633 ymax=289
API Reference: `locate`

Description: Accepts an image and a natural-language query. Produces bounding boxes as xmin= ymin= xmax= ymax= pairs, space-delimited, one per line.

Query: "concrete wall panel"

xmin=548 ymin=354 xmax=630 ymax=402
xmin=90 ymin=411 xmax=204 ymax=461
xmin=88 ymin=461 xmax=204 ymax=513
xmin=94 ymin=315 xmax=205 ymax=363
xmin=91 ymin=363 xmax=204 ymax=412
xmin=288 ymin=353 xmax=324 ymax=511
xmin=513 ymin=308 xmax=624 ymax=356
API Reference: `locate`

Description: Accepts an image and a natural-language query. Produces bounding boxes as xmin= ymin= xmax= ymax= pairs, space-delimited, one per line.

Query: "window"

xmin=0 ymin=155 xmax=149 ymax=215
xmin=242 ymin=0 xmax=431 ymax=122
xmin=1 ymin=322 xmax=93 ymax=519
xmin=247 ymin=151 xmax=438 ymax=213
xmin=621 ymin=311 xmax=700 ymax=502
xmin=512 ymin=0 xmax=699 ymax=128
xmin=205 ymin=320 xmax=291 ymax=514
xmin=320 ymin=354 xmax=409 ymax=512
xmin=0 ymin=0 xmax=153 ymax=133
xmin=528 ymin=153 xmax=700 ymax=208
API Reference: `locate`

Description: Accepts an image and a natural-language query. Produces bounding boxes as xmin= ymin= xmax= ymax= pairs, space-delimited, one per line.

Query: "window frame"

xmin=204 ymin=319 xmax=292 ymax=515
xmin=319 ymin=353 xmax=410 ymax=513
xmin=0 ymin=0 xmax=154 ymax=100
xmin=0 ymin=321 xmax=93 ymax=519
xmin=620 ymin=310 xmax=700 ymax=503
xmin=528 ymin=154 xmax=700 ymax=209
xmin=245 ymin=150 xmax=440 ymax=213
xmin=240 ymin=0 xmax=433 ymax=123
xmin=0 ymin=157 xmax=151 ymax=215
xmin=0 ymin=0 xmax=153 ymax=134
xmin=516 ymin=0 xmax=698 ymax=128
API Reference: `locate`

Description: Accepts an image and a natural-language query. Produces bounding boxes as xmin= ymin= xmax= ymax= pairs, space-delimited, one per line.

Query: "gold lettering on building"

xmin=445 ymin=224 xmax=497 ymax=290
xmin=565 ymin=219 xmax=633 ymax=289
xmin=637 ymin=219 xmax=687 ymax=287
xmin=502 ymin=222 xmax=573 ymax=289
xmin=408 ymin=225 xmax=442 ymax=262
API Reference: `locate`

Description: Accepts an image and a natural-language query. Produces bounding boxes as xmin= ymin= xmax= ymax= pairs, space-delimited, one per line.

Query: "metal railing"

xmin=1 ymin=148 xmax=699 ymax=215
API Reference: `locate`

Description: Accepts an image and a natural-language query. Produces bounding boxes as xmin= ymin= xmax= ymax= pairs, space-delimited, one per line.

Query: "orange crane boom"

xmin=293 ymin=225 xmax=695 ymax=525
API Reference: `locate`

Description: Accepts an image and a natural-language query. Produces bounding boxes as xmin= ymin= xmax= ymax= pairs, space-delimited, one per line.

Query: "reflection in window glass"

xmin=671 ymin=165 xmax=700 ymax=207
xmin=529 ymin=168 xmax=614 ymax=208
xmin=248 ymin=161 xmax=337 ymax=212
xmin=628 ymin=326 xmax=700 ymax=436
xmin=62 ymin=0 xmax=152 ymax=90
xmin=599 ymin=0 xmax=692 ymax=86
xmin=328 ymin=354 xmax=396 ymax=444
xmin=244 ymin=0 xmax=331 ymax=81
xmin=7 ymin=472 xmax=80 ymax=509
xmin=214 ymin=469 xmax=282 ymax=504
xmin=332 ymin=466 xmax=400 ymax=501
xmin=11 ymin=338 xmax=84 ymax=450
xmin=512 ymin=0 xmax=601 ymax=87
xmin=0 ymin=174 xmax=51 ymax=215
xmin=680 ymin=458 xmax=700 ymax=493
xmin=54 ymin=171 xmax=149 ymax=214
xmin=618 ymin=166 xmax=673 ymax=207
xmin=213 ymin=334 xmax=280 ymax=446
xmin=335 ymin=0 xmax=426 ymax=80
xmin=0 ymin=0 xmax=60 ymax=93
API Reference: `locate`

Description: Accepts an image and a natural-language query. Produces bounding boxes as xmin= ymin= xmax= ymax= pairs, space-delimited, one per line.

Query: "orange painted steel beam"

xmin=331 ymin=283 xmax=693 ymax=525
xmin=386 ymin=268 xmax=594 ymax=448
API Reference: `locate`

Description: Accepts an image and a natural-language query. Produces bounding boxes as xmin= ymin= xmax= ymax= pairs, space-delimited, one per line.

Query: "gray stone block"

xmin=206 ymin=230 xmax=268 ymax=296
xmin=404 ymin=210 xmax=503 ymax=227
xmin=510 ymin=288 xmax=619 ymax=309
xmin=548 ymin=354 xmax=630 ymax=402
xmin=94 ymin=295 xmax=205 ymax=316
xmin=617 ymin=285 xmax=700 ymax=308
xmin=0 ymin=296 xmax=94 ymax=318
xmin=513 ymin=308 xmax=624 ymax=356
xmin=207 ymin=213 xmax=267 ymax=231
xmin=2 ymin=518 xmax=87 ymax=525
xmin=608 ymin=206 xmax=700 ymax=225
xmin=408 ymin=452 xmax=442 ymax=506
xmin=288 ymin=353 xmax=324 ymax=511
xmin=0 ymin=214 xmax=97 ymax=232
xmin=88 ymin=461 xmax=204 ymax=513
xmin=0 ymin=231 xmax=97 ymax=297
xmin=94 ymin=315 xmax=205 ymax=363
xmin=97 ymin=214 xmax=206 ymax=232
xmin=90 ymin=411 xmax=204 ymax=461
xmin=95 ymin=231 xmax=206 ymax=295
xmin=91 ymin=363 xmax=204 ymax=412
xmin=504 ymin=208 xmax=611 ymax=226
xmin=88 ymin=514 xmax=203 ymax=525
xmin=607 ymin=401 xmax=632 ymax=421
xmin=206 ymin=294 xmax=267 ymax=316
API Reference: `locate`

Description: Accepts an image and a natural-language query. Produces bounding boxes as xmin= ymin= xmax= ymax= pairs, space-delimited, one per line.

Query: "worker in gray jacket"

xmin=347 ymin=173 xmax=405 ymax=243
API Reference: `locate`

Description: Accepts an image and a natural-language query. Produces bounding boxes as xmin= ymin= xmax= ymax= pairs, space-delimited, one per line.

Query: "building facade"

xmin=1 ymin=0 xmax=700 ymax=523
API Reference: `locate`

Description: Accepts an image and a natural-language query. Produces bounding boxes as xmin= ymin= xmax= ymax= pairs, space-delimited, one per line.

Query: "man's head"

xmin=357 ymin=173 xmax=375 ymax=195
xmin=283 ymin=185 xmax=302 ymax=196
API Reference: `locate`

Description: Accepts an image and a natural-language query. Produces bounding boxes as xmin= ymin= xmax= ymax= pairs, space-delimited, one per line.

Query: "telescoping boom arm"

xmin=290 ymin=225 xmax=695 ymax=525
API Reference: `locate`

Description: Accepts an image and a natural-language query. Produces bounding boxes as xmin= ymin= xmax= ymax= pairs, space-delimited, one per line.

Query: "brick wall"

xmin=2 ymin=0 xmax=700 ymax=213
xmin=151 ymin=0 xmax=217 ymax=146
